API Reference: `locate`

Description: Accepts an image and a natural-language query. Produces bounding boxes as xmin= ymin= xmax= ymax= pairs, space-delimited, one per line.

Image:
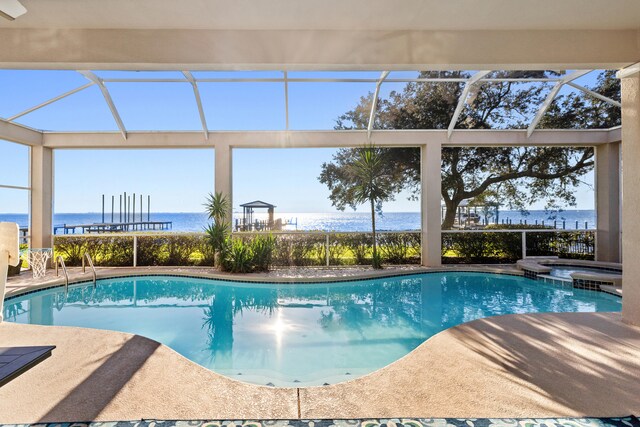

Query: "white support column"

xmin=595 ymin=141 xmax=621 ymax=262
xmin=421 ymin=141 xmax=442 ymax=267
xmin=30 ymin=146 xmax=54 ymax=251
xmin=619 ymin=63 xmax=640 ymax=326
xmin=215 ymin=143 xmax=233 ymax=225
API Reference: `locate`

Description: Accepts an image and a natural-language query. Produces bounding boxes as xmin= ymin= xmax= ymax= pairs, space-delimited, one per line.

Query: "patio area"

xmin=0 ymin=265 xmax=636 ymax=422
xmin=0 ymin=310 xmax=639 ymax=422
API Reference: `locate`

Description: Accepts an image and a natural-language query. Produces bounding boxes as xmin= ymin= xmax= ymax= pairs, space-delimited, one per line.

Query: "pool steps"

xmin=517 ymin=257 xmax=622 ymax=292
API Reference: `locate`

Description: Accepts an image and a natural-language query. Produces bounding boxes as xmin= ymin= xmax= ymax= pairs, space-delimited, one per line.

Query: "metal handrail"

xmin=82 ymin=252 xmax=97 ymax=286
xmin=50 ymin=228 xmax=594 ymax=237
xmin=55 ymin=255 xmax=69 ymax=290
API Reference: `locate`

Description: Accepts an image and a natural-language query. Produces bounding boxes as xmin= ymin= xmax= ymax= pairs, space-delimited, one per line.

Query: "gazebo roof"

xmin=240 ymin=200 xmax=276 ymax=209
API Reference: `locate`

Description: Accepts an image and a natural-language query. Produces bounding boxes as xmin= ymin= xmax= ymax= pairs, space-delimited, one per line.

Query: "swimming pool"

xmin=3 ymin=272 xmax=621 ymax=387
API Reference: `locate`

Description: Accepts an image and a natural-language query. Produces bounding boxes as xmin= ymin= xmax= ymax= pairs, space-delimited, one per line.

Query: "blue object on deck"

xmin=0 ymin=345 xmax=55 ymax=387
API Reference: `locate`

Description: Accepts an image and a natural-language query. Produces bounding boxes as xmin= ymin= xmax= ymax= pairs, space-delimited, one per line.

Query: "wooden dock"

xmin=54 ymin=220 xmax=172 ymax=234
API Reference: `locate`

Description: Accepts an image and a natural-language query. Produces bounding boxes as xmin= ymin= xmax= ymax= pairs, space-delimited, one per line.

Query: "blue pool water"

xmin=3 ymin=273 xmax=621 ymax=386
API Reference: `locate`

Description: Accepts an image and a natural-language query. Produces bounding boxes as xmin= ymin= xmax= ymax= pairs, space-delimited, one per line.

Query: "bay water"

xmin=0 ymin=209 xmax=596 ymax=233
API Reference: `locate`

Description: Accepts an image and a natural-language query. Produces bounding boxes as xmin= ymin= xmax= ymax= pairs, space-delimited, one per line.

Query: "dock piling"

xmin=52 ymin=191 xmax=168 ymax=235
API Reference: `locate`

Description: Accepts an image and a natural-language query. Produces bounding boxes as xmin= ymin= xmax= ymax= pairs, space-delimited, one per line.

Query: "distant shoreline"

xmin=1 ymin=210 xmax=597 ymax=233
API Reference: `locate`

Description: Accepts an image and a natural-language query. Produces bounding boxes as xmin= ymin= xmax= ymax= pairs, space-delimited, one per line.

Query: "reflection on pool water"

xmin=4 ymin=273 xmax=621 ymax=386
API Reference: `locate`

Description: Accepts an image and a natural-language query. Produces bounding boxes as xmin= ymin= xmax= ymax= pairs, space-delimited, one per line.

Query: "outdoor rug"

xmin=1 ymin=417 xmax=639 ymax=427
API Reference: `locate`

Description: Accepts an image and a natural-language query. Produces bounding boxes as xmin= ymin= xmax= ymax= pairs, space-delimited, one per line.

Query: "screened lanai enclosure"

xmin=0 ymin=68 xmax=623 ymax=266
xmin=0 ymin=0 xmax=639 ymax=326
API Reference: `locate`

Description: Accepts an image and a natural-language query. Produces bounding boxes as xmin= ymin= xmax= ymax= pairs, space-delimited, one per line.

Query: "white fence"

xmin=51 ymin=228 xmax=596 ymax=267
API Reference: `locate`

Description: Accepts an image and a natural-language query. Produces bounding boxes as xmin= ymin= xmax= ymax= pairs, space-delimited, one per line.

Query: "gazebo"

xmin=238 ymin=200 xmax=276 ymax=231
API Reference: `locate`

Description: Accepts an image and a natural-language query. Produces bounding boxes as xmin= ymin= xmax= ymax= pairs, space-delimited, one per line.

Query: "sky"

xmin=0 ymin=70 xmax=601 ymax=214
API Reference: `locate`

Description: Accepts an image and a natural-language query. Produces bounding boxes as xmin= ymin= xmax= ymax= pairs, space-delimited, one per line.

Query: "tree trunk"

xmin=442 ymin=199 xmax=460 ymax=230
xmin=214 ymin=250 xmax=222 ymax=271
xmin=370 ymin=198 xmax=378 ymax=266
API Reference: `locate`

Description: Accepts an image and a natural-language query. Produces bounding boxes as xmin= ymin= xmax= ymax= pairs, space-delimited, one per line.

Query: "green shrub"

xmin=442 ymin=227 xmax=595 ymax=264
xmin=54 ymin=236 xmax=87 ymax=265
xmin=442 ymin=231 xmax=521 ymax=264
xmin=293 ymin=235 xmax=324 ymax=266
xmin=327 ymin=236 xmax=346 ymax=266
xmin=527 ymin=231 xmax=594 ymax=260
xmin=54 ymin=235 xmax=133 ymax=266
xmin=251 ymin=234 xmax=276 ymax=272
xmin=136 ymin=236 xmax=165 ymax=266
xmin=378 ymin=233 xmax=421 ymax=264
xmin=198 ymin=237 xmax=216 ymax=266
xmin=165 ymin=235 xmax=198 ymax=265
xmin=97 ymin=236 xmax=135 ymax=266
xmin=221 ymin=238 xmax=254 ymax=273
xmin=270 ymin=234 xmax=324 ymax=266
xmin=55 ymin=231 xmax=427 ymax=269
xmin=339 ymin=233 xmax=372 ymax=265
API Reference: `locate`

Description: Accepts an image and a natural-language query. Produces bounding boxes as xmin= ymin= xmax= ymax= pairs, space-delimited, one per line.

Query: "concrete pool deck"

xmin=1 ymin=266 xmax=636 ymax=422
xmin=0 ymin=312 xmax=639 ymax=422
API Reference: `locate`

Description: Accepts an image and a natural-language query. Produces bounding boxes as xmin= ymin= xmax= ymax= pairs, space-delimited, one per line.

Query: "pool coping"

xmin=5 ymin=263 xmax=622 ymax=302
xmin=3 ymin=265 xmax=539 ymax=301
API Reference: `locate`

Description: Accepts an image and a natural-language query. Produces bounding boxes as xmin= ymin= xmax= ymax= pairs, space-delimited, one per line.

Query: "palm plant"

xmin=352 ymin=144 xmax=394 ymax=269
xmin=204 ymin=192 xmax=230 ymax=268
xmin=204 ymin=192 xmax=230 ymax=223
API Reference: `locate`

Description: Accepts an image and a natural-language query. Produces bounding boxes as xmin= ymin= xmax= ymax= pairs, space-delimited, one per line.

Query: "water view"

xmin=0 ymin=210 xmax=597 ymax=233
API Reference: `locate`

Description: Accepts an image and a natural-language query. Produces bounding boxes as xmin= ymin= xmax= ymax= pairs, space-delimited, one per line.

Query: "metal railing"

xmin=82 ymin=252 xmax=97 ymax=286
xmin=231 ymin=230 xmax=421 ymax=267
xmin=51 ymin=228 xmax=596 ymax=267
xmin=54 ymin=255 xmax=69 ymax=289
xmin=441 ymin=228 xmax=596 ymax=261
